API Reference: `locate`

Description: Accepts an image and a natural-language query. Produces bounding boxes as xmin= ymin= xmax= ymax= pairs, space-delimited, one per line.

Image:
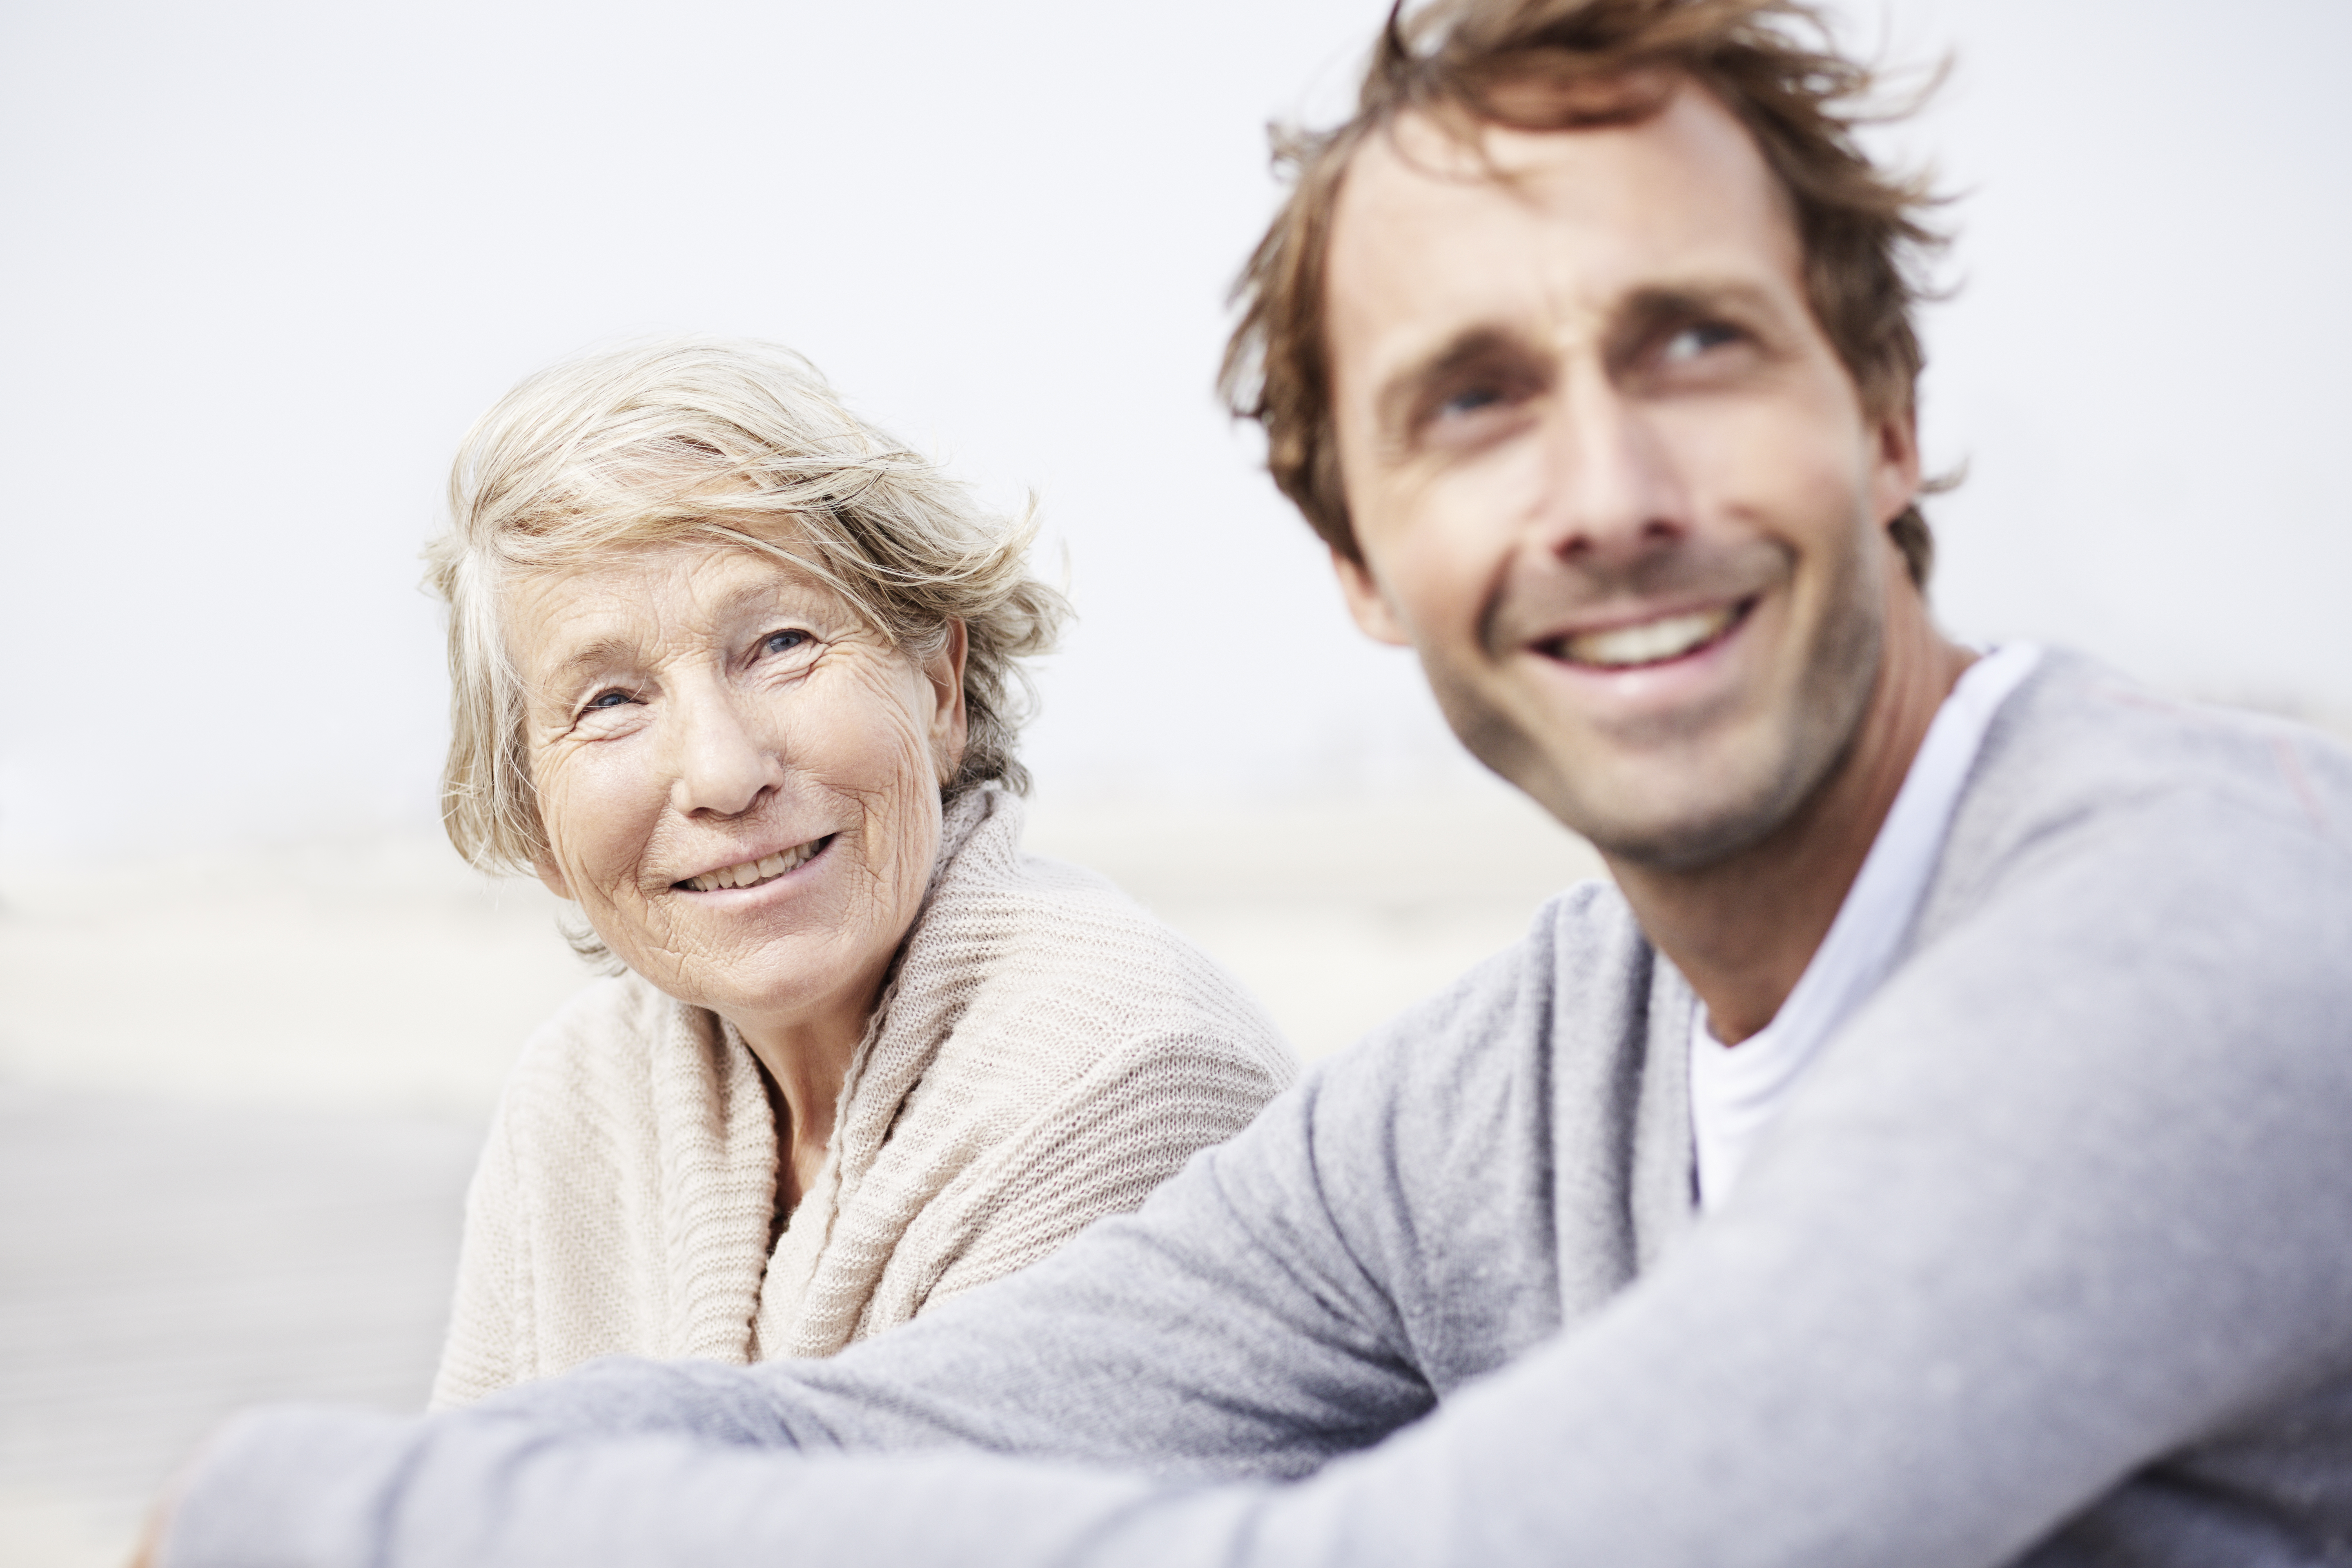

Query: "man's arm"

xmin=358 ymin=900 xmax=1597 ymax=1474
xmin=471 ymin=1076 xmax=1442 ymax=1477
xmin=164 ymin=801 xmax=2352 ymax=1567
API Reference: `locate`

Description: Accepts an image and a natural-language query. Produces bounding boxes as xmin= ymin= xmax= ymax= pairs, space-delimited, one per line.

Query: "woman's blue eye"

xmin=764 ymin=630 xmax=808 ymax=655
xmin=586 ymin=690 xmax=631 ymax=710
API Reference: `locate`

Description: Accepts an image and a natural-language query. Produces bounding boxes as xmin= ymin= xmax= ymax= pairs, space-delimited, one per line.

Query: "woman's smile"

xmin=671 ymin=831 xmax=838 ymax=894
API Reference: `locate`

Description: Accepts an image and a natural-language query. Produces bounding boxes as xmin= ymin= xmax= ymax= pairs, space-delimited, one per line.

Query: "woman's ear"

xmin=925 ymin=620 xmax=971 ymax=784
xmin=532 ymin=855 xmax=574 ymax=900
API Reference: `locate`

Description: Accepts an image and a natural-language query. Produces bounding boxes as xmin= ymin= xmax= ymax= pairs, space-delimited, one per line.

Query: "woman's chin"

xmin=619 ymin=894 xmax=891 ymax=1032
xmin=633 ymin=835 xmax=854 ymax=958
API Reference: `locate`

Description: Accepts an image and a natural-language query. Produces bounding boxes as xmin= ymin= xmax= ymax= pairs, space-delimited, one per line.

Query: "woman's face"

xmin=508 ymin=544 xmax=967 ymax=1043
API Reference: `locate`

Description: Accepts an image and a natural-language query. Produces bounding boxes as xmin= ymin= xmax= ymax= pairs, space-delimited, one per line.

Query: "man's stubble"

xmin=1419 ymin=513 xmax=1891 ymax=875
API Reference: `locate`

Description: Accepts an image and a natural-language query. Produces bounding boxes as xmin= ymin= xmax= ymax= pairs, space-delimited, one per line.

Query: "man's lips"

xmin=670 ymin=833 xmax=836 ymax=893
xmin=1534 ymin=599 xmax=1754 ymax=670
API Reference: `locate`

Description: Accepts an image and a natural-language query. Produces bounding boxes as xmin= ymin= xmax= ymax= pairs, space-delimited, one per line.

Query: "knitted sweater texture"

xmin=430 ymin=786 xmax=1295 ymax=1406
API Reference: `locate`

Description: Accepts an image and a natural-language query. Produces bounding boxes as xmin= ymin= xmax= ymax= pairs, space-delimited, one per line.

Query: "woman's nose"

xmin=667 ymin=689 xmax=777 ymax=819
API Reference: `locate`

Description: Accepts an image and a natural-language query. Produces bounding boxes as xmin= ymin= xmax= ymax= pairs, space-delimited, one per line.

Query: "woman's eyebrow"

xmin=542 ymin=635 xmax=641 ymax=695
xmin=704 ymin=569 xmax=836 ymax=627
xmin=716 ymin=579 xmax=801 ymax=619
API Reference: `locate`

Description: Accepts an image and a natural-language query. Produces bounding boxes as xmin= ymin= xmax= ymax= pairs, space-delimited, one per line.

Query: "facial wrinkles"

xmin=512 ymin=548 xmax=950 ymax=1027
xmin=627 ymin=652 xmax=934 ymax=939
xmin=599 ymin=641 xmax=937 ymax=981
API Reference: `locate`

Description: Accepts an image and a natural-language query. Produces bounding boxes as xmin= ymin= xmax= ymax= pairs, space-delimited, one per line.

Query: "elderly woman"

xmin=424 ymin=339 xmax=1294 ymax=1406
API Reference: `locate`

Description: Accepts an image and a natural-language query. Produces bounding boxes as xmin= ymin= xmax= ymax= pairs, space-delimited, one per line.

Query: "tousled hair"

xmin=427 ymin=338 xmax=1068 ymax=896
xmin=1221 ymin=0 xmax=1945 ymax=586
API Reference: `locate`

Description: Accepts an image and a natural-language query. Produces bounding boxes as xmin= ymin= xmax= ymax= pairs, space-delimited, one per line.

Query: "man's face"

xmin=1325 ymin=81 xmax=1920 ymax=869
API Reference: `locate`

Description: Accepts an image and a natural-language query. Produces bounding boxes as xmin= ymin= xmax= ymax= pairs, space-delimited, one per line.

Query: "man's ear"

xmin=924 ymin=619 xmax=971 ymax=784
xmin=1870 ymin=402 xmax=1924 ymax=528
xmin=532 ymin=855 xmax=573 ymax=900
xmin=1330 ymin=546 xmax=1414 ymax=648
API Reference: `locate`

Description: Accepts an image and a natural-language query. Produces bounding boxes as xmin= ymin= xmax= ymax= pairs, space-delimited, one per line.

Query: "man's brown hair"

xmin=1221 ymin=0 xmax=1944 ymax=586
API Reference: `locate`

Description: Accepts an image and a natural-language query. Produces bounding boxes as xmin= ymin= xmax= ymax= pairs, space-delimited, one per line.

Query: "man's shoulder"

xmin=1996 ymin=648 xmax=2352 ymax=803
xmin=1319 ymin=877 xmax=1659 ymax=1103
xmin=1255 ymin=875 xmax=1680 ymax=1329
xmin=1931 ymin=647 xmax=2352 ymax=930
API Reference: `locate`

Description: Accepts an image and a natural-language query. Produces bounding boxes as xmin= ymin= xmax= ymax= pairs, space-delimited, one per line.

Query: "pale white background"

xmin=3 ymin=5 xmax=2347 ymax=1559
xmin=3 ymin=0 xmax=2348 ymax=867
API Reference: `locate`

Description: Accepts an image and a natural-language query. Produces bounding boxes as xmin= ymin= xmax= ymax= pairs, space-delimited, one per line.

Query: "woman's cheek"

xmin=542 ymin=746 xmax=646 ymax=903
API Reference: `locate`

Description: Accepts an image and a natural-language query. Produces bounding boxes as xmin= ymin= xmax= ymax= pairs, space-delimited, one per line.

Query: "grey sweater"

xmin=165 ymin=651 xmax=2352 ymax=1568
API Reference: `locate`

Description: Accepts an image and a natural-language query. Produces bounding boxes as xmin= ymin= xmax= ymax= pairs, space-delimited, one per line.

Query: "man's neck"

xmin=1605 ymin=601 xmax=1975 ymax=1045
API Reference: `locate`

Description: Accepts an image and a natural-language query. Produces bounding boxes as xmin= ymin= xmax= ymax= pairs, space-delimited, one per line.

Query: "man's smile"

xmin=1538 ymin=599 xmax=1754 ymax=671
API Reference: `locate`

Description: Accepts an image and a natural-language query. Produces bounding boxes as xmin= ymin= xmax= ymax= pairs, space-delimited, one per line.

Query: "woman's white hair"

xmin=426 ymin=337 xmax=1068 ymax=879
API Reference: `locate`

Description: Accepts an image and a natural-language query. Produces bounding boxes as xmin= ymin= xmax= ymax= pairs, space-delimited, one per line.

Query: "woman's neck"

xmin=735 ymin=991 xmax=879 ymax=1220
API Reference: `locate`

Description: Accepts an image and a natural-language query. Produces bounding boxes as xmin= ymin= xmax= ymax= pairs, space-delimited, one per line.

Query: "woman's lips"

xmin=1540 ymin=599 xmax=1753 ymax=670
xmin=674 ymin=833 xmax=835 ymax=893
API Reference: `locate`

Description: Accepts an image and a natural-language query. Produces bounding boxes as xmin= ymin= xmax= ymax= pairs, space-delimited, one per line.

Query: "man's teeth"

xmin=1561 ymin=606 xmax=1736 ymax=669
xmin=683 ymin=839 xmax=822 ymax=893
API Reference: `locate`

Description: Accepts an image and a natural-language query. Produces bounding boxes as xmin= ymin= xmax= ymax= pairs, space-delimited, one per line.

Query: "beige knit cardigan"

xmin=431 ymin=787 xmax=1295 ymax=1407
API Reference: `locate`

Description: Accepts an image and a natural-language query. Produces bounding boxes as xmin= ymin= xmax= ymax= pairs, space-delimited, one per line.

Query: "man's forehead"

xmin=1327 ymin=82 xmax=1802 ymax=346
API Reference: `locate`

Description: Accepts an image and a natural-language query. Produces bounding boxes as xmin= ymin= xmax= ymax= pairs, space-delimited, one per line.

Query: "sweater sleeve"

xmin=162 ymin=796 xmax=2352 ymax=1568
xmin=427 ymin=1100 xmax=526 ymax=1410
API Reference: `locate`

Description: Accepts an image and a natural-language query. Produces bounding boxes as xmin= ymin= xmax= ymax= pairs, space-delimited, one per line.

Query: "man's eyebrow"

xmin=1608 ymin=280 xmax=1786 ymax=343
xmin=1373 ymin=326 xmax=1536 ymax=444
xmin=1370 ymin=280 xmax=1789 ymax=441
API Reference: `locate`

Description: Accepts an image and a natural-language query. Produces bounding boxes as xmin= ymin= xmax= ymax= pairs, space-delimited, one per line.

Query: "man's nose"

xmin=1533 ymin=377 xmax=1689 ymax=568
xmin=666 ymin=684 xmax=777 ymax=819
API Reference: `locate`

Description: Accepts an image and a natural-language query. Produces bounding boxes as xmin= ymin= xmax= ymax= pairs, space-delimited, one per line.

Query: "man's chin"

xmin=1526 ymin=757 xmax=1814 ymax=874
xmin=1431 ymin=666 xmax=1837 ymax=871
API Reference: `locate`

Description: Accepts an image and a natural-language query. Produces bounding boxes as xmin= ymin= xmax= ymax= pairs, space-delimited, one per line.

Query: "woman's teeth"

xmin=1560 ymin=606 xmax=1736 ymax=669
xmin=682 ymin=837 xmax=824 ymax=893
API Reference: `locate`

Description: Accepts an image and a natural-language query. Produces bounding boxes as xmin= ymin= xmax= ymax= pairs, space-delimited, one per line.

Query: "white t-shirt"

xmin=1689 ymin=644 xmax=2044 ymax=1210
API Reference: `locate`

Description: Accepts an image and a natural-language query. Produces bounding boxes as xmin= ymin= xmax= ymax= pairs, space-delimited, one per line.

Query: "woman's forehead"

xmin=507 ymin=543 xmax=847 ymax=670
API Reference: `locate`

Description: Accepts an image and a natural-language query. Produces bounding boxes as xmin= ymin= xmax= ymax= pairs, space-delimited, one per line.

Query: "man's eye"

xmin=763 ymin=630 xmax=810 ymax=655
xmin=1438 ymin=384 xmax=1506 ymax=418
xmin=1662 ymin=322 xmax=1742 ymax=363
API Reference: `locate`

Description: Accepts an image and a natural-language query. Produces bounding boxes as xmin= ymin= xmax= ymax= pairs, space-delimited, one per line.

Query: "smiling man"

xmin=153 ymin=2 xmax=2352 ymax=1566
xmin=1317 ymin=71 xmax=1965 ymax=1055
